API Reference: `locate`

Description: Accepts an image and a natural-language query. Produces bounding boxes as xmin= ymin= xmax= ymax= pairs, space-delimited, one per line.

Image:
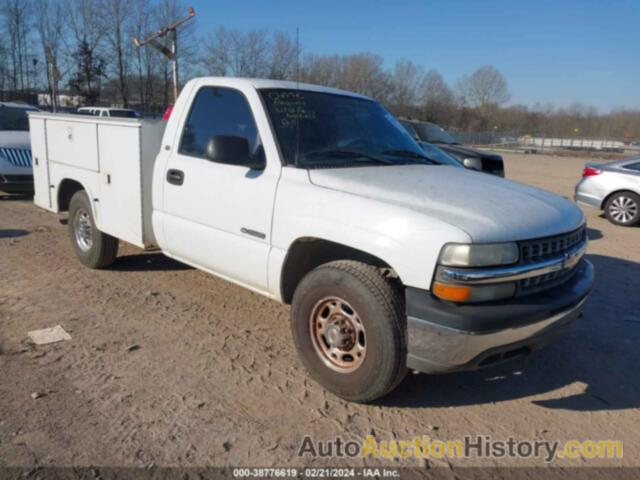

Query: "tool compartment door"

xmin=97 ymin=123 xmax=144 ymax=247
xmin=29 ymin=117 xmax=52 ymax=210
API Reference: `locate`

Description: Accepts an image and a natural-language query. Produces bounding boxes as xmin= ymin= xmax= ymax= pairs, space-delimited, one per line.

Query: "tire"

xmin=604 ymin=192 xmax=640 ymax=226
xmin=68 ymin=190 xmax=118 ymax=268
xmin=291 ymin=260 xmax=407 ymax=402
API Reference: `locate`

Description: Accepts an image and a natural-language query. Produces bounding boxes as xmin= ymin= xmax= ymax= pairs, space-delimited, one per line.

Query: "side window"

xmin=179 ymin=87 xmax=261 ymax=158
xmin=624 ymin=162 xmax=640 ymax=172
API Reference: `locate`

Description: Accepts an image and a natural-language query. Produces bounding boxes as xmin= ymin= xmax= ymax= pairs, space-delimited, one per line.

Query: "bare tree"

xmin=3 ymin=3 xmax=640 ymax=139
xmin=2 ymin=0 xmax=31 ymax=92
xmin=64 ymin=0 xmax=107 ymax=103
xmin=419 ymin=69 xmax=455 ymax=122
xmin=299 ymin=52 xmax=392 ymax=102
xmin=0 ymin=42 xmax=8 ymax=91
xmin=229 ymin=29 xmax=270 ymax=77
xmin=34 ymin=0 xmax=65 ymax=108
xmin=389 ymin=59 xmax=424 ymax=115
xmin=66 ymin=0 xmax=105 ymax=52
xmin=269 ymin=31 xmax=297 ymax=80
xmin=68 ymin=38 xmax=106 ymax=104
xmin=203 ymin=27 xmax=270 ymax=78
xmin=101 ymin=0 xmax=131 ymax=106
xmin=129 ymin=0 xmax=153 ymax=109
xmin=300 ymin=53 xmax=342 ymax=87
xmin=455 ymin=65 xmax=510 ymax=109
xmin=203 ymin=26 xmax=230 ymax=76
xmin=338 ymin=53 xmax=392 ymax=102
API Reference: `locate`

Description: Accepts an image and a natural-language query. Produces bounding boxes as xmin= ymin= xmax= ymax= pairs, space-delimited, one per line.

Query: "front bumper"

xmin=406 ymin=259 xmax=594 ymax=373
xmin=574 ymin=179 xmax=603 ymax=209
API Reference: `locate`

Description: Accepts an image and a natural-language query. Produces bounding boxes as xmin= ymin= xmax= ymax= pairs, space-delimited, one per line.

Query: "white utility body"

xmin=30 ymin=113 xmax=165 ymax=247
xmin=29 ymin=77 xmax=593 ymax=402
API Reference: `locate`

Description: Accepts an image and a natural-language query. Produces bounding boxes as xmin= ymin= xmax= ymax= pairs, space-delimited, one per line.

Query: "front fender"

xmin=271 ymin=170 xmax=471 ymax=290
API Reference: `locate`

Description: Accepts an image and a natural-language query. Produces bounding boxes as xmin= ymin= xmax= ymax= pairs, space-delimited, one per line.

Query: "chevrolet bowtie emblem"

xmin=562 ymin=247 xmax=583 ymax=270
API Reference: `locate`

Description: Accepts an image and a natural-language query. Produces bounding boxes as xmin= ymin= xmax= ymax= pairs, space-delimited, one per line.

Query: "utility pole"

xmin=133 ymin=6 xmax=195 ymax=103
xmin=44 ymin=47 xmax=60 ymax=112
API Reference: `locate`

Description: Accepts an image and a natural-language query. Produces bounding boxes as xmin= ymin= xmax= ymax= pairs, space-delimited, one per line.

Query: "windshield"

xmin=0 ymin=106 xmax=34 ymax=131
xmin=413 ymin=122 xmax=457 ymax=144
xmin=260 ymin=89 xmax=429 ymax=168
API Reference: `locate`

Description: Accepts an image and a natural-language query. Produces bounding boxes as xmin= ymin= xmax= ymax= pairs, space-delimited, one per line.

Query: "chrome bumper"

xmin=406 ymin=259 xmax=594 ymax=374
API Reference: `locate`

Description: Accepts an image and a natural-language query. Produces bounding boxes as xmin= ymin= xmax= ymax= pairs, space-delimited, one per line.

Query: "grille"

xmin=519 ymin=225 xmax=586 ymax=263
xmin=517 ymin=225 xmax=587 ymax=295
xmin=0 ymin=147 xmax=32 ymax=167
xmin=519 ymin=268 xmax=578 ymax=296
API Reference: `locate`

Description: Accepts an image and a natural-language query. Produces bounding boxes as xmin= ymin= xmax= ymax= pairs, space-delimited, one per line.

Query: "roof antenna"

xmin=295 ymin=26 xmax=301 ymax=167
xmin=295 ymin=27 xmax=300 ymax=87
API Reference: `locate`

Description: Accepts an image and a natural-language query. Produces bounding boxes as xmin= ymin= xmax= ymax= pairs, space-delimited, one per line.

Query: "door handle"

xmin=166 ymin=169 xmax=184 ymax=186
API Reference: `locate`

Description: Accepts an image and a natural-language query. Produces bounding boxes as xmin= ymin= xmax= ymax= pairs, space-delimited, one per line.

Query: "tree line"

xmin=1 ymin=0 xmax=638 ymax=140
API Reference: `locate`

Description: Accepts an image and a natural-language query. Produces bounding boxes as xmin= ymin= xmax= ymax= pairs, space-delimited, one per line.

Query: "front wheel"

xmin=604 ymin=192 xmax=640 ymax=226
xmin=68 ymin=190 xmax=119 ymax=268
xmin=291 ymin=260 xmax=407 ymax=402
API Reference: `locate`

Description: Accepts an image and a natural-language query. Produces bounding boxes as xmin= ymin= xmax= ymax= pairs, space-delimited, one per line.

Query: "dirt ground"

xmin=1 ymin=153 xmax=639 ymax=472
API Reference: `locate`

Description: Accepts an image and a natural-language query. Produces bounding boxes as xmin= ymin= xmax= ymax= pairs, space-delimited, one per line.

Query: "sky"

xmin=190 ymin=0 xmax=640 ymax=112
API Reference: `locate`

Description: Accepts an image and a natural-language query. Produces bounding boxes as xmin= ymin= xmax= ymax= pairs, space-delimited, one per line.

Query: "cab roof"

xmin=189 ymin=77 xmax=373 ymax=101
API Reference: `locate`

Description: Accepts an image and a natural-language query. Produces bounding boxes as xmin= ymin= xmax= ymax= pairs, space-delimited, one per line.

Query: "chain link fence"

xmin=450 ymin=131 xmax=640 ymax=156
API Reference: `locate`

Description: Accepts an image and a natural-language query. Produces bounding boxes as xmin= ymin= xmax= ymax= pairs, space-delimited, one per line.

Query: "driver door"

xmin=160 ymin=85 xmax=280 ymax=292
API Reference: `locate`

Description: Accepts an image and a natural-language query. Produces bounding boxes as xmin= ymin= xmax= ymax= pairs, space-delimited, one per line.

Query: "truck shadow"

xmin=382 ymin=253 xmax=640 ymax=412
xmin=111 ymin=252 xmax=192 ymax=272
xmin=0 ymin=229 xmax=30 ymax=238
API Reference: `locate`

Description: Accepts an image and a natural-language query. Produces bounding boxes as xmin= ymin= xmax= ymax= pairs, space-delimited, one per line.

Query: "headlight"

xmin=433 ymin=242 xmax=519 ymax=303
xmin=439 ymin=243 xmax=519 ymax=267
xmin=462 ymin=157 xmax=483 ymax=170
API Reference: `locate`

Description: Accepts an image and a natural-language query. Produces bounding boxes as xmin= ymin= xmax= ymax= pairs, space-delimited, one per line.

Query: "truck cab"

xmin=29 ymin=77 xmax=593 ymax=402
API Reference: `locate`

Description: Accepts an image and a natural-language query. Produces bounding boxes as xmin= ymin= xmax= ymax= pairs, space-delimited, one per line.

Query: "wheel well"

xmin=601 ymin=190 xmax=640 ymax=209
xmin=280 ymin=237 xmax=399 ymax=304
xmin=57 ymin=179 xmax=84 ymax=212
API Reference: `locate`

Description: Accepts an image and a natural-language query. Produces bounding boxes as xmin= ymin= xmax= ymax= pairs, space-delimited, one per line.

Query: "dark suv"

xmin=400 ymin=119 xmax=505 ymax=177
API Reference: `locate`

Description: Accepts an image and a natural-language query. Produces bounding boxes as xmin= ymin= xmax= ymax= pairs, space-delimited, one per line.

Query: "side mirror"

xmin=205 ymin=135 xmax=265 ymax=169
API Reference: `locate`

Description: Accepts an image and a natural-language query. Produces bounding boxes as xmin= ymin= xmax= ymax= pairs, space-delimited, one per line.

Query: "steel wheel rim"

xmin=309 ymin=296 xmax=366 ymax=373
xmin=74 ymin=208 xmax=93 ymax=252
xmin=610 ymin=196 xmax=638 ymax=223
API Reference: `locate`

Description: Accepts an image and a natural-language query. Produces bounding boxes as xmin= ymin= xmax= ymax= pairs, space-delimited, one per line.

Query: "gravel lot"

xmin=1 ymin=153 xmax=638 ymax=472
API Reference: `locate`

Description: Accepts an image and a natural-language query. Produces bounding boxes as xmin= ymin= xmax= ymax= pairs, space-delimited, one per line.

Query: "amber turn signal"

xmin=433 ymin=282 xmax=471 ymax=302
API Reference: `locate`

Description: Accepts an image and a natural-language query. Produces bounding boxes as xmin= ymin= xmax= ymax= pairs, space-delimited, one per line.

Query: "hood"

xmin=438 ymin=143 xmax=502 ymax=161
xmin=308 ymin=165 xmax=584 ymax=243
xmin=0 ymin=130 xmax=31 ymax=149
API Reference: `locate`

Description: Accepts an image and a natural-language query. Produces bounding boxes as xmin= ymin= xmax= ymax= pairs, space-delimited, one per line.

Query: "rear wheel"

xmin=291 ymin=260 xmax=407 ymax=402
xmin=68 ymin=190 xmax=118 ymax=268
xmin=604 ymin=192 xmax=640 ymax=226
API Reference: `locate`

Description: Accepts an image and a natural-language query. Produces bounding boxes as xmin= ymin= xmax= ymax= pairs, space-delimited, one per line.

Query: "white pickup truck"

xmin=29 ymin=77 xmax=593 ymax=402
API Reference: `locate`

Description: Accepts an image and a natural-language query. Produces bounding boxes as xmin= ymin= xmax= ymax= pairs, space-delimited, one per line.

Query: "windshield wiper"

xmin=303 ymin=149 xmax=395 ymax=165
xmin=380 ymin=149 xmax=436 ymax=164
